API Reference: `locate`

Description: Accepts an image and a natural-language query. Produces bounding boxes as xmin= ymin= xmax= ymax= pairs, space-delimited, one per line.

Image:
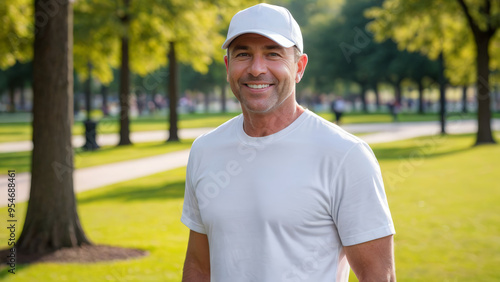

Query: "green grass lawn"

xmin=0 ymin=140 xmax=194 ymax=175
xmin=1 ymin=133 xmax=500 ymax=281
xmin=2 ymin=111 xmax=498 ymax=143
xmin=363 ymin=132 xmax=500 ymax=281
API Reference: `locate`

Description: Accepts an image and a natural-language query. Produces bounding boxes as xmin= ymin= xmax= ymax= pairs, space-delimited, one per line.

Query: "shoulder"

xmin=300 ymin=110 xmax=366 ymax=150
xmin=190 ymin=114 xmax=242 ymax=153
xmin=296 ymin=110 xmax=379 ymax=167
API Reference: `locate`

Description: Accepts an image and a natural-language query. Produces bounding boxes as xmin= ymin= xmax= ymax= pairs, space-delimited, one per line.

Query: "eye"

xmin=235 ymin=52 xmax=250 ymax=58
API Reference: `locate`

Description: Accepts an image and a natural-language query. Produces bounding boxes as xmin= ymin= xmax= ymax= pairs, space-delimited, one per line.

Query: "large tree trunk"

xmin=462 ymin=85 xmax=468 ymax=113
xmin=118 ymin=0 xmax=131 ymax=146
xmin=167 ymin=41 xmax=179 ymax=142
xmin=17 ymin=0 xmax=91 ymax=254
xmin=85 ymin=61 xmax=92 ymax=121
xmin=456 ymin=0 xmax=496 ymax=145
xmin=438 ymin=53 xmax=446 ymax=134
xmin=474 ymin=33 xmax=495 ymax=144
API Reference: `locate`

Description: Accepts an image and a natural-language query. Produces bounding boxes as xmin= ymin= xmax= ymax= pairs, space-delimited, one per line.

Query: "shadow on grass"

xmin=74 ymin=140 xmax=191 ymax=153
xmin=372 ymin=145 xmax=473 ymax=161
xmin=371 ymin=133 xmax=478 ymax=161
xmin=74 ymin=143 xmax=134 ymax=154
xmin=78 ymin=180 xmax=185 ymax=204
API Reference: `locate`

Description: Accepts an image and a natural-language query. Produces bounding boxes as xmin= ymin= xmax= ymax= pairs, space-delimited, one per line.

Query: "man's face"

xmin=224 ymin=34 xmax=307 ymax=114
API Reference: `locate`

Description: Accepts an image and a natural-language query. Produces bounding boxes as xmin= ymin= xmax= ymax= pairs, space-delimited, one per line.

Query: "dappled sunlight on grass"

xmin=370 ymin=133 xmax=500 ymax=281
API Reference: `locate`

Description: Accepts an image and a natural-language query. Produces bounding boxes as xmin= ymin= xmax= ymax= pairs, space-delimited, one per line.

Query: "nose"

xmin=248 ymin=55 xmax=267 ymax=77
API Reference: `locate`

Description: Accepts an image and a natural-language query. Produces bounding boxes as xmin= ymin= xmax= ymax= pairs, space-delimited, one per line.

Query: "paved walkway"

xmin=0 ymin=127 xmax=214 ymax=153
xmin=1 ymin=119 xmax=499 ymax=206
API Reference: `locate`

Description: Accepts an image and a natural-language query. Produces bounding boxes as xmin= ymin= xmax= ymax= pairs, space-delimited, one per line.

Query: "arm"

xmin=182 ymin=230 xmax=210 ymax=282
xmin=344 ymin=235 xmax=396 ymax=282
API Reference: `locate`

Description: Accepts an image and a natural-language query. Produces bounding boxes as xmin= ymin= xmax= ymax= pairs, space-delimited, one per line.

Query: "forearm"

xmin=182 ymin=230 xmax=210 ymax=281
xmin=182 ymin=258 xmax=210 ymax=282
xmin=344 ymin=235 xmax=396 ymax=282
xmin=356 ymin=268 xmax=395 ymax=282
xmin=353 ymin=250 xmax=395 ymax=281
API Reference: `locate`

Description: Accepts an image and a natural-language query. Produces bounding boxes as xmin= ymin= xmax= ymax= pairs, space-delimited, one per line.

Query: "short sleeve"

xmin=331 ymin=142 xmax=395 ymax=246
xmin=181 ymin=150 xmax=207 ymax=234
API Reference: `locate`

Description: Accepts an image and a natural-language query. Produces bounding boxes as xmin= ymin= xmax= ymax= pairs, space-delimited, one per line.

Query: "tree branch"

xmin=456 ymin=0 xmax=481 ymax=37
xmin=482 ymin=0 xmax=495 ymax=36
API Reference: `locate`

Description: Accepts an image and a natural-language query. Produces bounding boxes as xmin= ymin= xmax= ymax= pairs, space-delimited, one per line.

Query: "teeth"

xmin=247 ymin=84 xmax=270 ymax=89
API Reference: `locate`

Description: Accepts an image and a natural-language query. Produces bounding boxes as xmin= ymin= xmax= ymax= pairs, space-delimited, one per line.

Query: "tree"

xmin=366 ymin=0 xmax=499 ymax=144
xmin=0 ymin=1 xmax=33 ymax=113
xmin=305 ymin=1 xmax=379 ymax=105
xmin=118 ymin=0 xmax=132 ymax=145
xmin=73 ymin=0 xmax=165 ymax=146
xmin=17 ymin=0 xmax=91 ymax=253
xmin=151 ymin=0 xmax=257 ymax=141
xmin=180 ymin=60 xmax=229 ymax=113
xmin=456 ymin=0 xmax=498 ymax=144
xmin=306 ymin=0 xmax=439 ymax=114
xmin=405 ymin=54 xmax=440 ymax=114
xmin=0 ymin=61 xmax=32 ymax=112
xmin=167 ymin=41 xmax=179 ymax=141
xmin=0 ymin=0 xmax=32 ymax=69
xmin=282 ymin=0 xmax=345 ymax=94
xmin=72 ymin=0 xmax=257 ymax=143
xmin=73 ymin=1 xmax=120 ymax=85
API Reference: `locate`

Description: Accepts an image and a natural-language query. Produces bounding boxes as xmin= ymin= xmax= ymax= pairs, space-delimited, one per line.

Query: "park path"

xmin=1 ymin=119 xmax=499 ymax=206
xmin=0 ymin=127 xmax=214 ymax=153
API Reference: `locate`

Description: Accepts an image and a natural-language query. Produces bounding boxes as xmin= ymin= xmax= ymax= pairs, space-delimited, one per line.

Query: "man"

xmin=181 ymin=3 xmax=395 ymax=281
xmin=331 ymin=96 xmax=346 ymax=125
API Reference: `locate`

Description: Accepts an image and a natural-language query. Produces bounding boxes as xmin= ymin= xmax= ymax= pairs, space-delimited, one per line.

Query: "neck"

xmin=242 ymin=103 xmax=305 ymax=137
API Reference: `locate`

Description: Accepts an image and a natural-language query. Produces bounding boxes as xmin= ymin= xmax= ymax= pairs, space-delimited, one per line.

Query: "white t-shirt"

xmin=181 ymin=109 xmax=395 ymax=282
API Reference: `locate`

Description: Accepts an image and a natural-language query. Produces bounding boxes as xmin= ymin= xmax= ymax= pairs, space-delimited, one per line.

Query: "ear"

xmin=224 ymin=55 xmax=229 ymax=82
xmin=295 ymin=54 xmax=308 ymax=83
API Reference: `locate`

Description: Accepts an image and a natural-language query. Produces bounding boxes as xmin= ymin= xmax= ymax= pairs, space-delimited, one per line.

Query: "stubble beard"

xmin=233 ymin=76 xmax=294 ymax=115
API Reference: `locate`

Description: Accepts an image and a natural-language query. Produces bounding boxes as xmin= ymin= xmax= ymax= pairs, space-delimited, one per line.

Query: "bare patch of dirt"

xmin=0 ymin=244 xmax=148 ymax=265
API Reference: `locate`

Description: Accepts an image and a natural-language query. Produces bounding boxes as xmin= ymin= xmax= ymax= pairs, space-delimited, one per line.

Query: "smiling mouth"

xmin=246 ymin=84 xmax=270 ymax=89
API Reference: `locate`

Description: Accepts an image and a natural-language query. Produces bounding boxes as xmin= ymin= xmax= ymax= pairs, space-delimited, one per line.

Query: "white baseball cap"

xmin=222 ymin=3 xmax=303 ymax=53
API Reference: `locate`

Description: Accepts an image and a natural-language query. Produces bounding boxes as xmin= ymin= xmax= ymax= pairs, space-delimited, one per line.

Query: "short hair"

xmin=293 ymin=46 xmax=302 ymax=63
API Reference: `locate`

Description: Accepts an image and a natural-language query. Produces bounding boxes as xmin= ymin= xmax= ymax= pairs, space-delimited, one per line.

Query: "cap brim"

xmin=222 ymin=30 xmax=295 ymax=50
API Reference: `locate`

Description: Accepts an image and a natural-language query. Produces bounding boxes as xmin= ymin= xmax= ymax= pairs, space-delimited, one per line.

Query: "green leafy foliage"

xmin=303 ymin=0 xmax=439 ymax=103
xmin=72 ymin=0 xmax=259 ymax=85
xmin=0 ymin=0 xmax=32 ymax=69
xmin=366 ymin=0 xmax=500 ymax=85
